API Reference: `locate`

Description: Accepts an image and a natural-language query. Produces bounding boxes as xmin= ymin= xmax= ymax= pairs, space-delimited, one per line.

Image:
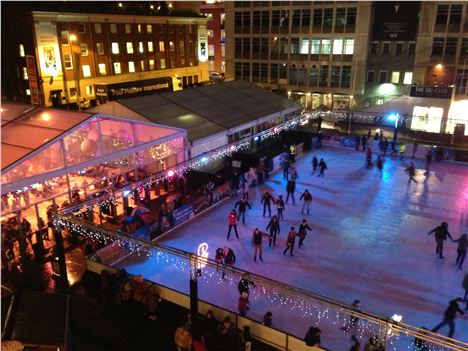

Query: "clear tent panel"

xmin=131 ymin=120 xmax=178 ymax=145
xmin=98 ymin=118 xmax=134 ymax=156
xmin=63 ymin=119 xmax=101 ymax=166
xmin=136 ymin=137 xmax=185 ymax=169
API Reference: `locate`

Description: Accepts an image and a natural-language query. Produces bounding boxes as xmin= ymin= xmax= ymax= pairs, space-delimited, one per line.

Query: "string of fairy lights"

xmin=54 ymin=214 xmax=465 ymax=351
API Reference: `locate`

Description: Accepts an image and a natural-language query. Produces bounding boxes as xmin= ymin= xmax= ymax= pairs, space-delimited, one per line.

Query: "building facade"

xmin=200 ymin=1 xmax=226 ymax=74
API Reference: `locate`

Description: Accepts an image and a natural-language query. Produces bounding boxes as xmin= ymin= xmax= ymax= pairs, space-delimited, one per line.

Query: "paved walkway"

xmin=116 ymin=146 xmax=468 ymax=350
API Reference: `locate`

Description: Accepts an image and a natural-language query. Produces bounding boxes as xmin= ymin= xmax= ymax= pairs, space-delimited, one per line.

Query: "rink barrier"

xmin=57 ymin=214 xmax=468 ymax=351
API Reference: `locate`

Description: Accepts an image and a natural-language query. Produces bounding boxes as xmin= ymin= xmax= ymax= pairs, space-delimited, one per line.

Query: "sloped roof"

xmin=1 ymin=103 xmax=93 ymax=169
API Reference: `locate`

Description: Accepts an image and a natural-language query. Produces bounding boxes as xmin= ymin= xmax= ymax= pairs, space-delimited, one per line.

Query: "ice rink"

xmin=116 ymin=145 xmax=468 ymax=350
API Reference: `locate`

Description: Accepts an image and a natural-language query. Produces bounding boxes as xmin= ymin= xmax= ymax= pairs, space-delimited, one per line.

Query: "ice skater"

xmin=376 ymin=155 xmax=383 ymax=176
xmin=235 ymin=195 xmax=251 ymax=224
xmin=463 ymin=274 xmax=468 ymax=309
xmin=227 ymin=209 xmax=239 ymax=240
xmin=342 ymin=299 xmax=361 ymax=342
xmin=282 ymin=157 xmax=290 ymax=180
xmin=427 ymin=222 xmax=453 ymax=259
xmin=318 ymin=158 xmax=327 ymax=177
xmin=215 ymin=247 xmax=224 ymax=271
xmin=222 ymin=247 xmax=236 ymax=279
xmin=285 ymin=179 xmax=296 ymax=205
xmin=238 ymin=292 xmax=250 ymax=316
xmin=238 ymin=273 xmax=256 ymax=296
xmin=452 ymin=233 xmax=467 ymax=270
xmin=241 ymin=180 xmax=250 ymax=199
xmin=405 ymin=162 xmax=418 ymax=183
xmin=425 ymin=149 xmax=432 ymax=176
xmin=300 ymin=189 xmax=313 ymax=215
xmin=366 ymin=147 xmax=373 ymax=169
xmin=261 ymin=191 xmax=275 ymax=217
xmin=298 ymin=219 xmax=311 ymax=248
xmin=252 ymin=228 xmax=263 ymax=262
xmin=266 ymin=215 xmax=280 ymax=247
xmin=431 ymin=298 xmax=465 ymax=338
xmin=312 ymin=155 xmax=318 ymax=174
xmin=276 ymin=195 xmax=285 ymax=219
xmin=289 ymin=166 xmax=298 ymax=181
xmin=283 ymin=226 xmax=297 ymax=256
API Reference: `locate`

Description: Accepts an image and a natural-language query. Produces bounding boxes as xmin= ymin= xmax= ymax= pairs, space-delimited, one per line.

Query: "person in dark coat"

xmin=361 ymin=135 xmax=367 ymax=151
xmin=431 ymin=298 xmax=464 ymax=338
xmin=298 ymin=219 xmax=312 ymax=248
xmin=283 ymin=227 xmax=297 ymax=256
xmin=376 ymin=155 xmax=383 ymax=176
xmin=463 ymin=274 xmax=468 ymax=306
xmin=276 ymin=195 xmax=285 ymax=220
xmin=266 ymin=215 xmax=280 ymax=247
xmin=252 ymin=228 xmax=263 ymax=262
xmin=318 ymin=158 xmax=327 ymax=177
xmin=304 ymin=326 xmax=321 ymax=347
xmin=285 ymin=179 xmax=296 ymax=205
xmin=282 ymin=158 xmax=290 ymax=180
xmin=222 ymin=247 xmax=236 ymax=279
xmin=235 ymin=196 xmax=251 ymax=224
xmin=452 ymin=233 xmax=468 ymax=270
xmin=261 ymin=191 xmax=275 ymax=217
xmin=238 ymin=274 xmax=255 ymax=296
xmin=405 ymin=162 xmax=418 ymax=184
xmin=311 ymin=155 xmax=318 ymax=174
xmin=428 ymin=222 xmax=453 ymax=259
xmin=300 ymin=189 xmax=313 ymax=215
xmin=424 ymin=149 xmax=432 ymax=176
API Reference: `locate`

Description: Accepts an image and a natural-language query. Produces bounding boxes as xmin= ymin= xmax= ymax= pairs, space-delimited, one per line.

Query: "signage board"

xmin=372 ymin=2 xmax=420 ymax=41
xmin=26 ymin=55 xmax=40 ymax=105
xmin=410 ymin=85 xmax=453 ymax=99
xmin=198 ymin=25 xmax=208 ymax=62
xmin=34 ymin=21 xmax=62 ymax=77
xmin=96 ymin=77 xmax=173 ymax=101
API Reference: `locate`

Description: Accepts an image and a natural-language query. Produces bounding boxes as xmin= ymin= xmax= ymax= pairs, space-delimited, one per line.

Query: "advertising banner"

xmin=372 ymin=2 xmax=420 ymax=41
xmin=26 ymin=55 xmax=40 ymax=105
xmin=99 ymin=77 xmax=173 ymax=100
xmin=198 ymin=25 xmax=208 ymax=62
xmin=34 ymin=21 xmax=62 ymax=77
xmin=410 ymin=85 xmax=453 ymax=99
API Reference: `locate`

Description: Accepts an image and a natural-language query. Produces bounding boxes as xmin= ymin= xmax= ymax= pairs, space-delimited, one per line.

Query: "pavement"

xmin=115 ymin=145 xmax=468 ymax=350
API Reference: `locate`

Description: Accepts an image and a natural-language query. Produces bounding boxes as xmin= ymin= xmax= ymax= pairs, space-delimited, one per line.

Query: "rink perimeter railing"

xmin=54 ymin=213 xmax=468 ymax=351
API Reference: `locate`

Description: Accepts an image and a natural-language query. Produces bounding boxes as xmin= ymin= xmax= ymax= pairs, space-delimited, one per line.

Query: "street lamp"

xmin=69 ymin=34 xmax=81 ymax=110
xmin=388 ymin=112 xmax=400 ymax=142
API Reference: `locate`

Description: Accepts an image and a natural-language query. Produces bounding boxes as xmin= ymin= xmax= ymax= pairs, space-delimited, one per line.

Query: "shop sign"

xmin=105 ymin=77 xmax=173 ymax=100
xmin=410 ymin=85 xmax=453 ymax=99
xmin=198 ymin=25 xmax=208 ymax=62
xmin=372 ymin=2 xmax=420 ymax=41
xmin=26 ymin=55 xmax=40 ymax=105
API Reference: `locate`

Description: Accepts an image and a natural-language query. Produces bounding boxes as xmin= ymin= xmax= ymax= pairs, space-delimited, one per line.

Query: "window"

xmin=147 ymin=24 xmax=152 ymax=33
xmin=302 ymin=9 xmax=311 ymax=27
xmin=309 ymin=66 xmax=318 ymax=85
xmin=335 ymin=8 xmax=346 ymax=27
xmin=94 ymin=23 xmax=102 ymax=34
xmin=313 ymin=9 xmax=322 ymax=27
xmin=321 ymin=38 xmax=331 ymax=54
xmin=450 ymin=5 xmax=462 ymax=24
xmin=19 ymin=44 xmax=25 ymax=57
xmin=344 ymin=38 xmax=354 ymax=54
xmin=78 ymin=23 xmax=86 ymax=33
xmin=85 ymin=85 xmax=93 ymax=96
xmin=64 ymin=54 xmax=72 ymax=69
xmin=323 ymin=8 xmax=333 ymax=28
xmin=382 ymin=42 xmax=390 ymax=55
xmin=26 ymin=89 xmax=31 ymax=95
xmin=432 ymin=37 xmax=444 ymax=55
xmin=127 ymin=42 xmax=134 ymax=54
xmin=110 ymin=23 xmax=117 ymax=34
xmin=113 ymin=62 xmax=121 ymax=74
xmin=80 ymin=43 xmax=88 ymax=56
xmin=160 ymin=59 xmax=166 ymax=69
xmin=319 ymin=65 xmax=329 ymax=86
xmin=82 ymin=65 xmax=91 ymax=77
xmin=138 ymin=24 xmax=142 ymax=33
xmin=391 ymin=71 xmax=400 ymax=83
xmin=436 ymin=5 xmax=449 ymax=25
xmin=346 ymin=8 xmax=357 ymax=26
xmin=341 ymin=66 xmax=351 ymax=88
xmin=369 ymin=42 xmax=378 ymax=55
xmin=149 ymin=59 xmax=155 ymax=70
xmin=331 ymin=66 xmax=341 ymax=87
xmin=367 ymin=70 xmax=375 ymax=83
xmin=159 ymin=41 xmax=165 ymax=52
xmin=300 ymin=38 xmax=309 ymax=54
xmin=445 ymin=37 xmax=457 ymax=55
xmin=408 ymin=42 xmax=416 ymax=54
xmin=180 ymin=41 xmax=185 ymax=56
xmin=169 ymin=41 xmax=175 ymax=51
xmin=379 ymin=71 xmax=387 ymax=83
xmin=112 ymin=42 xmax=120 ymax=54
xmin=138 ymin=42 xmax=144 ymax=53
xmin=60 ymin=31 xmax=69 ymax=44
xmin=128 ymin=61 xmax=135 ymax=73
xmin=140 ymin=60 xmax=145 ymax=71
xmin=96 ymin=42 xmax=104 ymax=55
xmin=148 ymin=42 xmax=154 ymax=52
xmin=125 ymin=24 xmax=132 ymax=34
xmin=395 ymin=43 xmax=403 ymax=55
xmin=311 ymin=39 xmax=320 ymax=54
xmin=461 ymin=38 xmax=468 ymax=57
xmin=22 ymin=67 xmax=28 ymax=80
xmin=291 ymin=38 xmax=299 ymax=54
xmin=208 ymin=30 xmax=214 ymax=38
xmin=333 ymin=38 xmax=343 ymax=55
xmin=98 ymin=63 xmax=106 ymax=75
xmin=403 ymin=72 xmax=413 ymax=85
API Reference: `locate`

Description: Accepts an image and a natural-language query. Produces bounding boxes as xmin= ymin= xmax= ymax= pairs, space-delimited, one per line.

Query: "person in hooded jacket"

xmin=251 ymin=228 xmax=264 ymax=262
xmin=235 ymin=195 xmax=251 ymax=224
xmin=261 ymin=191 xmax=275 ymax=217
xmin=428 ymin=222 xmax=453 ymax=259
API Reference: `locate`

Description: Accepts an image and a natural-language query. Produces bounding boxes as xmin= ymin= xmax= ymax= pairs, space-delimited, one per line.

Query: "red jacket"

xmin=238 ymin=296 xmax=249 ymax=313
xmin=228 ymin=212 xmax=237 ymax=225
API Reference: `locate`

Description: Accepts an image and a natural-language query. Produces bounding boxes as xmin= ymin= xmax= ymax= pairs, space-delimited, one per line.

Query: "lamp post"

xmin=388 ymin=113 xmax=400 ymax=143
xmin=69 ymin=34 xmax=81 ymax=110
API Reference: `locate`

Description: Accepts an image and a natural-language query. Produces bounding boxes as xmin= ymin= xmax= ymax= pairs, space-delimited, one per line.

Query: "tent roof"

xmin=1 ymin=103 xmax=93 ymax=169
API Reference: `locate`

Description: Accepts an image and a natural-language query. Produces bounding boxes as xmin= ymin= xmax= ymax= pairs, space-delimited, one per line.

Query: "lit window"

xmin=96 ymin=42 xmax=104 ymax=55
xmin=138 ymin=42 xmax=144 ymax=53
xmin=160 ymin=58 xmax=166 ymax=69
xmin=403 ymin=72 xmax=413 ymax=85
xmin=80 ymin=43 xmax=88 ymax=56
xmin=207 ymin=13 xmax=213 ymax=21
xmin=148 ymin=42 xmax=154 ymax=52
xmin=125 ymin=24 xmax=132 ymax=34
xmin=23 ymin=67 xmax=28 ymax=80
xmin=179 ymin=41 xmax=185 ymax=55
xmin=138 ymin=24 xmax=142 ymax=33
xmin=64 ymin=54 xmax=73 ymax=69
xmin=94 ymin=23 xmax=102 ymax=34
xmin=85 ymin=85 xmax=93 ymax=96
xmin=391 ymin=71 xmax=400 ymax=83
xmin=149 ymin=59 xmax=155 ymax=70
xmin=112 ymin=42 xmax=120 ymax=54
xmin=311 ymin=39 xmax=320 ymax=54
xmin=98 ymin=63 xmax=106 ymax=75
xmin=300 ymin=39 xmax=309 ymax=54
xmin=110 ymin=23 xmax=117 ymax=34
xmin=321 ymin=38 xmax=331 ymax=54
xmin=82 ymin=65 xmax=91 ymax=77
xmin=19 ymin=44 xmax=25 ymax=57
xmin=333 ymin=38 xmax=343 ymax=55
xmin=208 ymin=30 xmax=214 ymax=38
xmin=159 ymin=41 xmax=165 ymax=52
xmin=128 ymin=61 xmax=135 ymax=73
xmin=26 ymin=89 xmax=31 ymax=95
xmin=140 ymin=60 xmax=145 ymax=71
xmin=344 ymin=38 xmax=354 ymax=54
xmin=169 ymin=41 xmax=175 ymax=51
xmin=147 ymin=24 xmax=152 ymax=33
xmin=114 ymin=62 xmax=121 ymax=74
xmin=126 ymin=42 xmax=134 ymax=54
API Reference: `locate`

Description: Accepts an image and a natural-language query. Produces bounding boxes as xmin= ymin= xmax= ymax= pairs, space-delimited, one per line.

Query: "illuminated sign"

xmin=26 ymin=55 xmax=40 ymax=105
xmin=410 ymin=85 xmax=453 ymax=99
xmin=196 ymin=242 xmax=209 ymax=269
xmin=198 ymin=25 xmax=208 ymax=62
xmin=34 ymin=21 xmax=62 ymax=77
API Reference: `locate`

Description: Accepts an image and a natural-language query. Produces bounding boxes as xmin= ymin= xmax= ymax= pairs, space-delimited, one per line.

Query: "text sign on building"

xmin=372 ymin=2 xmax=420 ymax=41
xmin=198 ymin=25 xmax=208 ymax=62
xmin=98 ymin=77 xmax=173 ymax=100
xmin=410 ymin=86 xmax=453 ymax=100
xmin=26 ymin=55 xmax=40 ymax=105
